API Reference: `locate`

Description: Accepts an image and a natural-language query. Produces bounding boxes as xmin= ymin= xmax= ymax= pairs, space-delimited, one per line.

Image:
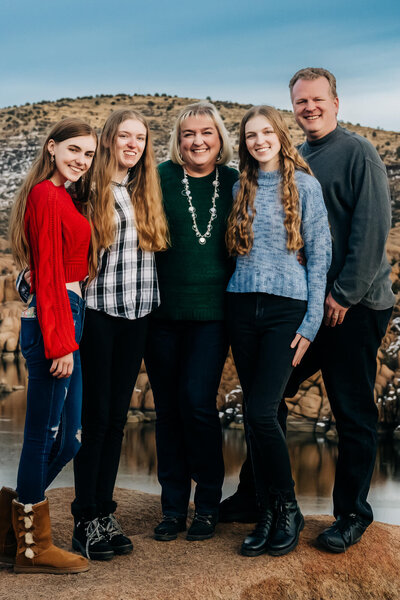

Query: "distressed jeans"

xmin=17 ymin=290 xmax=85 ymax=504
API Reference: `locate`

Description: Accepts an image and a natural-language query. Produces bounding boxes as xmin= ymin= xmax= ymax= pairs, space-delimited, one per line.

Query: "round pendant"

xmin=199 ymin=237 xmax=206 ymax=245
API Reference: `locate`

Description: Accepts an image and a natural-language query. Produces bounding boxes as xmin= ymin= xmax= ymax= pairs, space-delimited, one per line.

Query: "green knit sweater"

xmin=154 ymin=160 xmax=238 ymax=320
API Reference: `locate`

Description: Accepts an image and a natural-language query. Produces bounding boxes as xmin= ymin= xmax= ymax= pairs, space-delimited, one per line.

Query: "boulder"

xmin=2 ymin=487 xmax=398 ymax=600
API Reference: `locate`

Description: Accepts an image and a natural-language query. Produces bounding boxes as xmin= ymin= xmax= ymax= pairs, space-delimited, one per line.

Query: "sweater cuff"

xmin=330 ymin=285 xmax=353 ymax=309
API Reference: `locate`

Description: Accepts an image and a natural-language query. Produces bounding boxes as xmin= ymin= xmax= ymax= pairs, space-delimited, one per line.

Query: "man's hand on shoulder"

xmin=324 ymin=292 xmax=349 ymax=327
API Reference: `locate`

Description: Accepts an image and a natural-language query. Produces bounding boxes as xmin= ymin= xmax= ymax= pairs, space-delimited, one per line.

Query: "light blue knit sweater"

xmin=227 ymin=169 xmax=332 ymax=341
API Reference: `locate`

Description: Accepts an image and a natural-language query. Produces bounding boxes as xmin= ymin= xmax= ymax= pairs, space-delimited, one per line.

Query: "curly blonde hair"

xmin=226 ymin=106 xmax=312 ymax=256
xmin=88 ymin=109 xmax=168 ymax=279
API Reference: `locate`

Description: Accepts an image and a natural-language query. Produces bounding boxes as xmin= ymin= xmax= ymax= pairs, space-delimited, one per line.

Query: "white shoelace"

xmin=85 ymin=517 xmax=107 ymax=558
xmin=102 ymin=514 xmax=123 ymax=539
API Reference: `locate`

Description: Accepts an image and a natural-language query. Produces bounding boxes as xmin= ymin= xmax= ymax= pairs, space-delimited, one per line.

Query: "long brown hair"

xmin=226 ymin=106 xmax=312 ymax=256
xmin=9 ymin=118 xmax=97 ymax=268
xmin=89 ymin=109 xmax=168 ymax=277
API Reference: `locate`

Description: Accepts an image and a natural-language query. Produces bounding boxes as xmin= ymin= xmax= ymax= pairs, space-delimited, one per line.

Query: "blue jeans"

xmin=17 ymin=291 xmax=85 ymax=504
xmin=145 ymin=319 xmax=228 ymax=517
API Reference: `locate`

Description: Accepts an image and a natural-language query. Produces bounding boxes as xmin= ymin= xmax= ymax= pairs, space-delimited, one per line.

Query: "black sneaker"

xmin=154 ymin=515 xmax=187 ymax=541
xmin=72 ymin=517 xmax=114 ymax=561
xmin=219 ymin=492 xmax=260 ymax=523
xmin=186 ymin=513 xmax=217 ymax=541
xmin=267 ymin=499 xmax=304 ymax=556
xmin=316 ymin=514 xmax=368 ymax=553
xmin=100 ymin=514 xmax=133 ymax=555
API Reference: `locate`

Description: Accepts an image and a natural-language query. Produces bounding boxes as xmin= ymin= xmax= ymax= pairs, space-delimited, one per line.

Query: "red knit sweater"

xmin=25 ymin=180 xmax=91 ymax=359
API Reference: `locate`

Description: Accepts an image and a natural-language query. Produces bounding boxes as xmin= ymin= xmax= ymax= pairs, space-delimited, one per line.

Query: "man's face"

xmin=291 ymin=77 xmax=339 ymax=141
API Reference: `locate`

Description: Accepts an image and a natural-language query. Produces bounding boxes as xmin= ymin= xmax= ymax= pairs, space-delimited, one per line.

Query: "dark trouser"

xmin=71 ymin=308 xmax=148 ymax=517
xmin=145 ymin=318 xmax=228 ymax=518
xmin=227 ymin=293 xmax=307 ymax=507
xmin=17 ymin=291 xmax=85 ymax=505
xmin=236 ymin=302 xmax=392 ymax=523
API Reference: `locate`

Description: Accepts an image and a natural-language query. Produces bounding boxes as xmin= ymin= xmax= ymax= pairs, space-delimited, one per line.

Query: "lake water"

xmin=1 ymin=358 xmax=399 ymax=525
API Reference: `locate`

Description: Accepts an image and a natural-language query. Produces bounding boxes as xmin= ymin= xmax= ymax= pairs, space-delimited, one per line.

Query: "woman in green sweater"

xmin=145 ymin=102 xmax=238 ymax=542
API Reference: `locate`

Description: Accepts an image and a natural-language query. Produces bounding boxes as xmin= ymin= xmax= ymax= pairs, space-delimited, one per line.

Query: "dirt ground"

xmin=1 ymin=487 xmax=399 ymax=600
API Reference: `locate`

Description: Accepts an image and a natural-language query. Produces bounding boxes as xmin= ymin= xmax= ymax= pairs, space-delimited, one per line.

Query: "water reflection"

xmin=1 ymin=357 xmax=400 ymax=524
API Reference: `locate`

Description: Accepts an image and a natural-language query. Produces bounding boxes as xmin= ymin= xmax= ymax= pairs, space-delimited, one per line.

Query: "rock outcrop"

xmin=1 ymin=487 xmax=399 ymax=600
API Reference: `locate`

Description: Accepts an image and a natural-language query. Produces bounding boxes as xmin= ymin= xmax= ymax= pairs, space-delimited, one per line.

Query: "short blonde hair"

xmin=169 ymin=101 xmax=233 ymax=166
xmin=289 ymin=67 xmax=337 ymax=99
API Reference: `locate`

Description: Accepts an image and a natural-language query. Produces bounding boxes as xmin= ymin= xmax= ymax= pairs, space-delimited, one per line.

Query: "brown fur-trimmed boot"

xmin=12 ymin=498 xmax=89 ymax=574
xmin=0 ymin=487 xmax=17 ymax=564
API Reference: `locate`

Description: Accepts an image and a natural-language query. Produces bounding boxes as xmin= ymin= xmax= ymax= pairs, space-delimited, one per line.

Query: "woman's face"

xmin=114 ymin=119 xmax=147 ymax=177
xmin=244 ymin=115 xmax=281 ymax=171
xmin=48 ymin=135 xmax=96 ymax=185
xmin=179 ymin=115 xmax=221 ymax=176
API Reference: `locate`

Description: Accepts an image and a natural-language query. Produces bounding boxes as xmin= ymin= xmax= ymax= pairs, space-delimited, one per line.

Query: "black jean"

xmin=145 ymin=318 xmax=228 ymax=517
xmin=227 ymin=292 xmax=307 ymax=507
xmin=236 ymin=302 xmax=392 ymax=522
xmin=71 ymin=308 xmax=148 ymax=517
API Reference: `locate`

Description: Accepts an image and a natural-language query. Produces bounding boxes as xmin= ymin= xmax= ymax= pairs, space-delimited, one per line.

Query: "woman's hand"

xmin=24 ymin=269 xmax=32 ymax=286
xmin=50 ymin=353 xmax=74 ymax=378
xmin=290 ymin=334 xmax=310 ymax=367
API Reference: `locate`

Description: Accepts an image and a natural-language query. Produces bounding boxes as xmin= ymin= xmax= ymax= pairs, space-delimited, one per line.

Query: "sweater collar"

xmin=257 ymin=168 xmax=280 ymax=183
xmin=304 ymin=125 xmax=342 ymax=148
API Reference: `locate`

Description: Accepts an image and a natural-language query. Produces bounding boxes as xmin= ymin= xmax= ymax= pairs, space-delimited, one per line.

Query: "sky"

xmin=1 ymin=0 xmax=399 ymax=131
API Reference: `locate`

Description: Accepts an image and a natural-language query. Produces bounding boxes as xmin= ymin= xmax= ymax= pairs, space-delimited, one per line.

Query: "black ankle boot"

xmin=99 ymin=513 xmax=133 ymax=555
xmin=72 ymin=515 xmax=114 ymax=561
xmin=186 ymin=513 xmax=217 ymax=541
xmin=219 ymin=491 xmax=260 ymax=523
xmin=268 ymin=498 xmax=304 ymax=556
xmin=241 ymin=507 xmax=275 ymax=556
xmin=154 ymin=515 xmax=187 ymax=541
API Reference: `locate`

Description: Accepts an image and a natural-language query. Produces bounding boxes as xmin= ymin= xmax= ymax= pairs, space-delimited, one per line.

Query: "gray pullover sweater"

xmin=299 ymin=126 xmax=395 ymax=310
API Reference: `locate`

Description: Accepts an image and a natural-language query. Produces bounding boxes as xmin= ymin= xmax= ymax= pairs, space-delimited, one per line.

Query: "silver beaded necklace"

xmin=181 ymin=167 xmax=220 ymax=245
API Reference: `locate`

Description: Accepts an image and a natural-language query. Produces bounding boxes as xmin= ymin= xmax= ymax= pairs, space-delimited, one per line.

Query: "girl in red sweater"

xmin=4 ymin=118 xmax=97 ymax=574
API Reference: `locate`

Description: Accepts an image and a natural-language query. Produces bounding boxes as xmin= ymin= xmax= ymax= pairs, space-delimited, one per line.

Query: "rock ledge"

xmin=1 ymin=488 xmax=399 ymax=600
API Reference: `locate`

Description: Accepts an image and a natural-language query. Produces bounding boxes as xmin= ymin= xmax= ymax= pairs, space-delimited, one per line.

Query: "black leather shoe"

xmin=186 ymin=513 xmax=217 ymax=541
xmin=317 ymin=514 xmax=368 ymax=553
xmin=100 ymin=514 xmax=133 ymax=555
xmin=241 ymin=508 xmax=275 ymax=556
xmin=72 ymin=517 xmax=115 ymax=560
xmin=219 ymin=492 xmax=260 ymax=523
xmin=154 ymin=515 xmax=187 ymax=541
xmin=268 ymin=499 xmax=304 ymax=556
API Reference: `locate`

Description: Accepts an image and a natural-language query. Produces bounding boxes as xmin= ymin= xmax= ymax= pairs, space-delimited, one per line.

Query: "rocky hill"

xmin=0 ymin=92 xmax=399 ymax=235
xmin=0 ymin=93 xmax=400 ymax=433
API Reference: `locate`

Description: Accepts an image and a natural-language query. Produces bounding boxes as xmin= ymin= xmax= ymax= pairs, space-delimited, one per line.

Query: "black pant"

xmin=227 ymin=293 xmax=307 ymax=506
xmin=145 ymin=318 xmax=228 ymax=517
xmin=71 ymin=308 xmax=148 ymax=516
xmin=236 ymin=303 xmax=392 ymax=522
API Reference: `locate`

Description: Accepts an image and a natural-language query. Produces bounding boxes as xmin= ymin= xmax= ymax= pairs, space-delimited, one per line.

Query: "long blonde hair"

xmin=89 ymin=109 xmax=168 ymax=277
xmin=9 ymin=118 xmax=97 ymax=269
xmin=226 ymin=106 xmax=312 ymax=256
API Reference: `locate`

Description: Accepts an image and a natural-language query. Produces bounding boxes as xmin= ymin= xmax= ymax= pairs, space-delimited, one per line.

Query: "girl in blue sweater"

xmin=226 ymin=106 xmax=331 ymax=557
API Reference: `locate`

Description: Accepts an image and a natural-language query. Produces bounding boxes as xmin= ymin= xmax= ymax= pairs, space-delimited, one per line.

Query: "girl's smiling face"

xmin=244 ymin=115 xmax=281 ymax=171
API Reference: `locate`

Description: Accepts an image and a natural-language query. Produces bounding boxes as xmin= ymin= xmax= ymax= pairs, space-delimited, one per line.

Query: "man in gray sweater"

xmin=220 ymin=67 xmax=395 ymax=554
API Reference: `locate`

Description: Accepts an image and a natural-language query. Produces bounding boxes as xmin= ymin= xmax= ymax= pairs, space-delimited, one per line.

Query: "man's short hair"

xmin=289 ymin=67 xmax=337 ymax=99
